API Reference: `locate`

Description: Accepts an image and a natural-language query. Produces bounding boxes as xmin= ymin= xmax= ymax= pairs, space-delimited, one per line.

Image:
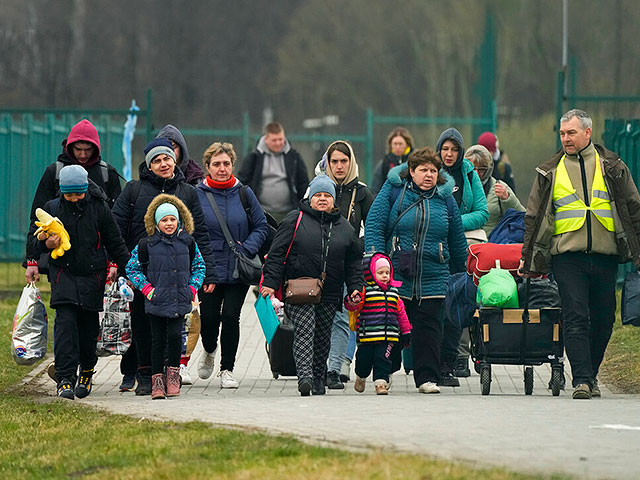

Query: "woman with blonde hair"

xmin=196 ymin=142 xmax=268 ymax=388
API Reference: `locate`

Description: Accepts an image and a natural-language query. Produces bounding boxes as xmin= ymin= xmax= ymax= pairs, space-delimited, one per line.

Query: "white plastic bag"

xmin=12 ymin=283 xmax=48 ymax=365
xmin=96 ymin=282 xmax=132 ymax=356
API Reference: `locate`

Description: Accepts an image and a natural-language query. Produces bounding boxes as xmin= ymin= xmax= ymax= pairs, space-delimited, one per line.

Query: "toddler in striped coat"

xmin=346 ymin=252 xmax=411 ymax=395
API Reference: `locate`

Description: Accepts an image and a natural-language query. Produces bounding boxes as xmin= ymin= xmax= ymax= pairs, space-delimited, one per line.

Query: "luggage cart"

xmin=470 ymin=279 xmax=565 ymax=396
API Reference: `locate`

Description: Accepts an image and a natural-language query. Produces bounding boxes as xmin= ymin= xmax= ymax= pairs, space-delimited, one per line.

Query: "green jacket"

xmin=521 ymin=143 xmax=640 ymax=274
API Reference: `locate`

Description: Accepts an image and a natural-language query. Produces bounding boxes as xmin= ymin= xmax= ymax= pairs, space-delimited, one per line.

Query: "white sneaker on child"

xmin=180 ymin=365 xmax=193 ymax=385
xmin=418 ymin=382 xmax=440 ymax=394
xmin=219 ymin=370 xmax=239 ymax=389
xmin=198 ymin=348 xmax=217 ymax=379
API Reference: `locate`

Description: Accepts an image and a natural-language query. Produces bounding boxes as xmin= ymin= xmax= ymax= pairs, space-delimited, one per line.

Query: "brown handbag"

xmin=284 ymin=275 xmax=325 ymax=305
xmin=283 ymin=218 xmax=333 ymax=305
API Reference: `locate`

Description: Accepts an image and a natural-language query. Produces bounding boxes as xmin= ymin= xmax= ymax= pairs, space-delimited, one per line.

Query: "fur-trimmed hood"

xmin=144 ymin=194 xmax=194 ymax=236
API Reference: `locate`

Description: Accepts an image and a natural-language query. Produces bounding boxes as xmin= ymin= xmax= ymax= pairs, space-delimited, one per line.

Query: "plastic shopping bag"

xmin=12 ymin=283 xmax=48 ymax=365
xmin=476 ymin=268 xmax=519 ymax=309
xmin=96 ymin=282 xmax=132 ymax=356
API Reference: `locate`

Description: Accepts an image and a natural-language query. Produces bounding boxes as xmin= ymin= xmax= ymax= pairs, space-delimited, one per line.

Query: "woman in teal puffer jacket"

xmin=437 ymin=127 xmax=489 ymax=234
xmin=365 ymin=147 xmax=468 ymax=394
xmin=437 ymin=128 xmax=489 ymax=384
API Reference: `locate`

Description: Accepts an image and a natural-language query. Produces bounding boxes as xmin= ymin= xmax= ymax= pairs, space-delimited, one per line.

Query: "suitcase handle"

xmin=519 ymin=278 xmax=531 ymax=364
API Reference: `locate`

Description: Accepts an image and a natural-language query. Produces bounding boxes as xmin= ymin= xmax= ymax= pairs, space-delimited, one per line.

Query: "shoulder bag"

xmin=284 ymin=214 xmax=333 ymax=305
xmin=205 ymin=191 xmax=263 ymax=285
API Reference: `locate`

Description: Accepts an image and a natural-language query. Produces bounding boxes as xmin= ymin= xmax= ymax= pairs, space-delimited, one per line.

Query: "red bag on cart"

xmin=467 ymin=243 xmax=523 ymax=286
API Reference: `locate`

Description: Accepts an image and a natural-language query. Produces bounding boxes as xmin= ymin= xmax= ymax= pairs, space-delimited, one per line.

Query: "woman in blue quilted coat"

xmin=364 ymin=147 xmax=467 ymax=394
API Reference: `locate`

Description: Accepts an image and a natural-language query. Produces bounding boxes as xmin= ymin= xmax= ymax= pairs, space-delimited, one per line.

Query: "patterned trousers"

xmin=286 ymin=302 xmax=337 ymax=382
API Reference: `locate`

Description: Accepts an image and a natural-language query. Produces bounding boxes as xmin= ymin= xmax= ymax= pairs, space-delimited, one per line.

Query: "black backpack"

xmin=238 ymin=185 xmax=278 ymax=260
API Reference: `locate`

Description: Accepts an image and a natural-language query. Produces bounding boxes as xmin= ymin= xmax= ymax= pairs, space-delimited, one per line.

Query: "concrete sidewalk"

xmin=30 ymin=292 xmax=640 ymax=479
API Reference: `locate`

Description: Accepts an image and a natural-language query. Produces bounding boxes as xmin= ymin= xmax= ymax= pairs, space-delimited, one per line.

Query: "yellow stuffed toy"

xmin=34 ymin=208 xmax=71 ymax=259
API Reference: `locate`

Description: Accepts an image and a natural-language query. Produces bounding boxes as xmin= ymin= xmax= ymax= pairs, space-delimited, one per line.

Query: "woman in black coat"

xmin=261 ymin=175 xmax=363 ymax=396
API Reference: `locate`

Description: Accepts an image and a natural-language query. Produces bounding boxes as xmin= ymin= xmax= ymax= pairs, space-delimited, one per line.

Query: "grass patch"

xmin=0 ymin=298 xmax=564 ymax=479
xmin=600 ymin=319 xmax=640 ymax=394
xmin=0 ymin=262 xmax=50 ymax=293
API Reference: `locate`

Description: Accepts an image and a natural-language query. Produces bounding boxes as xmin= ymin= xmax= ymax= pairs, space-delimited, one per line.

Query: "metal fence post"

xmin=365 ymin=108 xmax=374 ymax=185
xmin=242 ymin=112 xmax=250 ymax=158
xmin=145 ymin=88 xmax=153 ymax=142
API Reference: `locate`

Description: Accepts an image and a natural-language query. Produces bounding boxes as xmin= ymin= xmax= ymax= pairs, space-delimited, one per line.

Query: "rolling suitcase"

xmin=471 ymin=278 xmax=565 ymax=396
xmin=265 ymin=314 xmax=297 ymax=379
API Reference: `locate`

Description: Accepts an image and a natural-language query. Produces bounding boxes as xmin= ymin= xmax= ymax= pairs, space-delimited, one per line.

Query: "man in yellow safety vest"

xmin=520 ymin=109 xmax=640 ymax=400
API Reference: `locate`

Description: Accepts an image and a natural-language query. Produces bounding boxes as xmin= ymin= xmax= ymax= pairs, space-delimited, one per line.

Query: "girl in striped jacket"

xmin=346 ymin=252 xmax=411 ymax=395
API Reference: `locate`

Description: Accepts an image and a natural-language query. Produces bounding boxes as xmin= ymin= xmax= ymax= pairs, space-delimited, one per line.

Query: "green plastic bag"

xmin=476 ymin=268 xmax=519 ymax=308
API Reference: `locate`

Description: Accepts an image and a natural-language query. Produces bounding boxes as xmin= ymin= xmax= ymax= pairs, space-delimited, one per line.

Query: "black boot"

xmin=298 ymin=377 xmax=312 ymax=396
xmin=312 ymin=378 xmax=326 ymax=395
xmin=439 ymin=363 xmax=460 ymax=387
xmin=454 ymin=357 xmax=471 ymax=378
xmin=135 ymin=367 xmax=152 ymax=396
xmin=326 ymin=370 xmax=344 ymax=390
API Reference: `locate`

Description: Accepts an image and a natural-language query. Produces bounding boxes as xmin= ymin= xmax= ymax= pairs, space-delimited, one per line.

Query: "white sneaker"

xmin=198 ymin=349 xmax=217 ymax=379
xmin=180 ymin=365 xmax=193 ymax=385
xmin=219 ymin=369 xmax=239 ymax=389
xmin=418 ymin=382 xmax=441 ymax=394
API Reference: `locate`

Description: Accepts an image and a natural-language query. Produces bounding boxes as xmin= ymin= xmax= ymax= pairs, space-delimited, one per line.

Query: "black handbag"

xmin=205 ymin=191 xmax=263 ymax=285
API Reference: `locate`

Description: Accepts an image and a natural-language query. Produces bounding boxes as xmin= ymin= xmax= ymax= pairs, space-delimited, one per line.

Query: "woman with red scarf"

xmin=195 ymin=142 xmax=268 ymax=389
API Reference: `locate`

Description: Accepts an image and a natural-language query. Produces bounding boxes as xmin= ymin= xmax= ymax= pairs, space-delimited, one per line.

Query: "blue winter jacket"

xmin=436 ymin=127 xmax=489 ymax=231
xmin=196 ymin=180 xmax=268 ymax=284
xmin=127 ymin=230 xmax=206 ymax=318
xmin=364 ymin=164 xmax=468 ymax=299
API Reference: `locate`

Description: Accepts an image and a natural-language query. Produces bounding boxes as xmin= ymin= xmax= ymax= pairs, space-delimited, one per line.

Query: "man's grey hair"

xmin=561 ymin=109 xmax=592 ymax=130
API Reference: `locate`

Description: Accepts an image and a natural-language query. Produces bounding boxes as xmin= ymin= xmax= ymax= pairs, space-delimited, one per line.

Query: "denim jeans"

xmin=346 ymin=330 xmax=357 ymax=361
xmin=552 ymin=252 xmax=617 ymax=388
xmin=327 ymin=284 xmax=350 ymax=372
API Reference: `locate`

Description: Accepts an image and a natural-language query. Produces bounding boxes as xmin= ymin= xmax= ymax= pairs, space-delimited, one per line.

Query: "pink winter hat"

xmin=374 ymin=257 xmax=391 ymax=272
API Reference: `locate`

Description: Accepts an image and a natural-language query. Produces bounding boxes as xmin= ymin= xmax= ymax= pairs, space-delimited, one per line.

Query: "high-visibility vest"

xmin=553 ymin=151 xmax=615 ymax=235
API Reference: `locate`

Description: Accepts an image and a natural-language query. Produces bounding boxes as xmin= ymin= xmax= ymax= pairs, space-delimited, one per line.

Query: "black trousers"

xmin=149 ymin=315 xmax=183 ymax=375
xmin=120 ymin=341 xmax=137 ymax=376
xmin=199 ymin=284 xmax=249 ymax=372
xmin=355 ymin=342 xmax=394 ymax=382
xmin=405 ymin=298 xmax=443 ymax=387
xmin=130 ymin=290 xmax=152 ymax=374
xmin=53 ymin=304 xmax=99 ymax=384
xmin=552 ymin=252 xmax=618 ymax=388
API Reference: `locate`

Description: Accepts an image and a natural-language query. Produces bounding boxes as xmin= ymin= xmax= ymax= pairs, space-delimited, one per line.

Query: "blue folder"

xmin=254 ymin=295 xmax=280 ymax=344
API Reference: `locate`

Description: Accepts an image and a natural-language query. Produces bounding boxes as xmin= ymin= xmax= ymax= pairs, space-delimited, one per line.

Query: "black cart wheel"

xmin=550 ymin=368 xmax=563 ymax=396
xmin=480 ymin=366 xmax=491 ymax=395
xmin=524 ymin=366 xmax=534 ymax=395
xmin=273 ymin=373 xmax=279 ymax=379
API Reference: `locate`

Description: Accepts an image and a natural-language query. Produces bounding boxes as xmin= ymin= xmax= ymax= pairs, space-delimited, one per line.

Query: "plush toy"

xmin=34 ymin=208 xmax=71 ymax=259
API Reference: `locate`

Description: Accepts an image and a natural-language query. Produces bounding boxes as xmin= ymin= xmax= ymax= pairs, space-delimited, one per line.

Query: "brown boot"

xmin=166 ymin=366 xmax=181 ymax=397
xmin=151 ymin=373 xmax=165 ymax=399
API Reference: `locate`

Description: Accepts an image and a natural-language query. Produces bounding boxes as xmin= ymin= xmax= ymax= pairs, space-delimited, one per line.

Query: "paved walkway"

xmin=29 ymin=292 xmax=640 ymax=479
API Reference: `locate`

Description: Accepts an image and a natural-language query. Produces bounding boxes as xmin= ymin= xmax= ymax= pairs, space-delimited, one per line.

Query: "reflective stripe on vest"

xmin=552 ymin=150 xmax=615 ymax=235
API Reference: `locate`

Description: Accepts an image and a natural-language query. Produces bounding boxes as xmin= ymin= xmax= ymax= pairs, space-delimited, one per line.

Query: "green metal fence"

xmin=603 ymin=119 xmax=640 ymax=283
xmin=0 ymin=112 xmax=131 ymax=261
xmin=1 ymin=102 xmax=497 ymax=264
